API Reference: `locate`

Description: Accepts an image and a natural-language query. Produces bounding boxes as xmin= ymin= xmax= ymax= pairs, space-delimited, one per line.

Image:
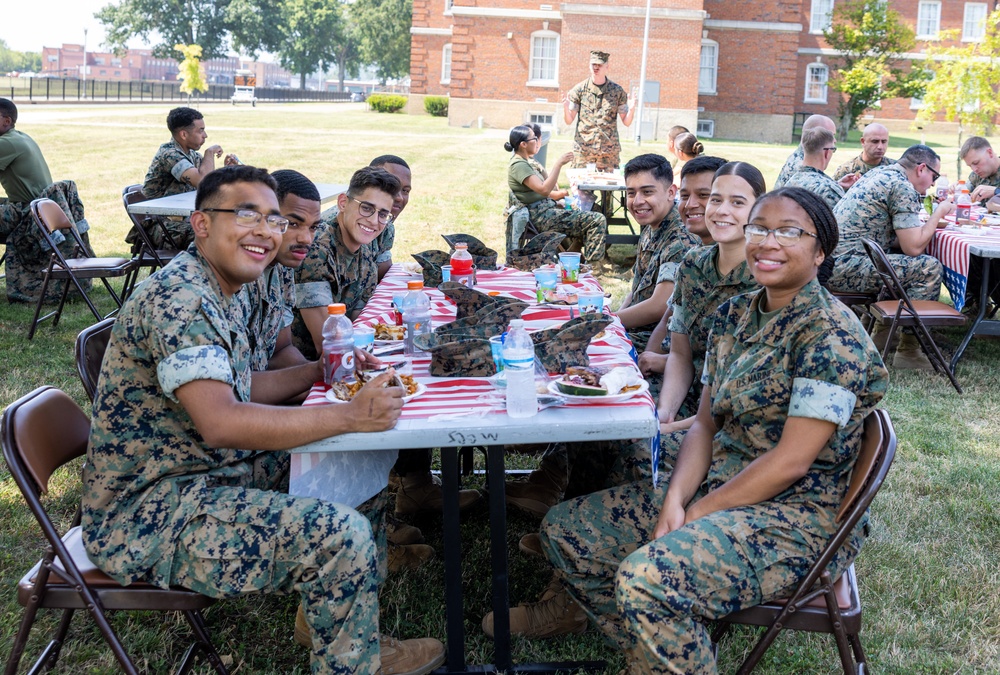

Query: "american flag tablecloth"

xmin=289 ymin=265 xmax=655 ymax=506
xmin=928 ymin=226 xmax=1000 ymax=311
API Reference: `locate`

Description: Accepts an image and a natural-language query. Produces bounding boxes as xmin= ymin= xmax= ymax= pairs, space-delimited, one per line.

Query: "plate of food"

xmin=400 ymin=261 xmax=423 ymax=276
xmin=373 ymin=322 xmax=405 ymax=344
xmin=547 ymin=366 xmax=648 ymax=403
xmin=325 ymin=368 xmax=425 ymax=404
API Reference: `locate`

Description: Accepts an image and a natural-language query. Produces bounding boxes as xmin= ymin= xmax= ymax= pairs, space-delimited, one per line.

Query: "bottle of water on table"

xmin=503 ymin=318 xmax=537 ymax=418
xmin=402 ymin=280 xmax=432 ymax=357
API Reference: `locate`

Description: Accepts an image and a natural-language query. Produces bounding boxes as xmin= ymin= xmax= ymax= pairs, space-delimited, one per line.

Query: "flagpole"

xmin=635 ymin=0 xmax=653 ymax=146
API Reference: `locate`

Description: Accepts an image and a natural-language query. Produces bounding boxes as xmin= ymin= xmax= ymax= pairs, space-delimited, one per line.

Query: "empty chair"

xmin=122 ymin=184 xmax=180 ymax=270
xmin=27 ymin=198 xmax=137 ymax=339
xmin=2 ymin=385 xmax=229 ymax=675
xmin=75 ymin=316 xmax=116 ymax=402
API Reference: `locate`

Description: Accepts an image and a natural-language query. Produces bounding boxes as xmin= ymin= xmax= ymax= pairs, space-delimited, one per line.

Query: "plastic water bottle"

xmin=935 ymin=175 xmax=949 ymax=201
xmin=956 ymin=187 xmax=972 ymax=221
xmin=503 ymin=318 xmax=537 ymax=418
xmin=450 ymin=242 xmax=475 ymax=288
xmin=322 ymin=303 xmax=355 ymax=386
xmin=402 ymin=280 xmax=432 ymax=357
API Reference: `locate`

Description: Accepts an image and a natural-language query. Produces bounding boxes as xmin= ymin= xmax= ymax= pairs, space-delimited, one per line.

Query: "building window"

xmin=529 ymin=113 xmax=553 ymax=126
xmin=444 ymin=0 xmax=453 ymax=14
xmin=804 ymin=63 xmax=829 ymax=103
xmin=441 ymin=44 xmax=452 ymax=84
xmin=917 ymin=1 xmax=942 ymax=39
xmin=696 ymin=119 xmax=715 ymax=138
xmin=528 ymin=31 xmax=559 ymax=86
xmin=810 ymin=0 xmax=835 ymax=34
xmin=963 ymin=3 xmax=988 ymax=41
xmin=699 ymin=40 xmax=718 ymax=95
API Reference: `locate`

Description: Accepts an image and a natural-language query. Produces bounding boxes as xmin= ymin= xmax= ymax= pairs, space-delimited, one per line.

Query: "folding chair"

xmin=2 ymin=386 xmax=230 ymax=675
xmin=27 ymin=198 xmax=138 ymax=340
xmin=122 ymin=184 xmax=180 ymax=270
xmin=713 ymin=409 xmax=897 ymax=675
xmin=76 ymin=316 xmax=116 ymax=402
xmin=860 ymin=237 xmax=967 ymax=393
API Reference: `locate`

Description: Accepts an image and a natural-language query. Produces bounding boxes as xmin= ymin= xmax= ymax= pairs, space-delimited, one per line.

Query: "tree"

xmin=824 ymin=0 xmax=928 ymax=140
xmin=352 ymin=0 xmax=412 ymax=83
xmin=96 ymin=0 xmax=232 ymax=59
xmin=0 ymin=40 xmax=41 ymax=73
xmin=915 ymin=9 xmax=1000 ymax=175
xmin=175 ymin=44 xmax=209 ymax=99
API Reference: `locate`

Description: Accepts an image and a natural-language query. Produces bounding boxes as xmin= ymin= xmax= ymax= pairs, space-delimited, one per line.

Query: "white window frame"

xmin=916 ymin=1 xmax=942 ymax=40
xmin=444 ymin=0 xmax=453 ymax=15
xmin=804 ymin=63 xmax=829 ymax=104
xmin=528 ymin=113 xmax=554 ymax=126
xmin=699 ymin=40 xmax=718 ymax=95
xmin=441 ymin=44 xmax=452 ymax=84
xmin=810 ymin=0 xmax=835 ymax=34
xmin=527 ymin=30 xmax=559 ymax=88
xmin=963 ymin=3 xmax=988 ymax=41
xmin=696 ymin=119 xmax=715 ymax=138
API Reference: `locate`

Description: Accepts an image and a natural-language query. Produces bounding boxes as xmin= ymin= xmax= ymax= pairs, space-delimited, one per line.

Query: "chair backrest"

xmin=76 ymin=317 xmax=116 ymax=402
xmin=860 ymin=237 xmax=912 ymax=306
xmin=2 ymin=386 xmax=90 ymax=500
xmin=33 ymin=198 xmax=75 ymax=233
xmin=836 ymin=409 xmax=896 ymax=524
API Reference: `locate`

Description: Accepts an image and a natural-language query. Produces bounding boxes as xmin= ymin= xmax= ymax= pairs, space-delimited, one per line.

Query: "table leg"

xmin=484 ymin=445 xmax=512 ymax=672
xmin=951 ymin=255 xmax=1000 ymax=370
xmin=440 ymin=448 xmax=466 ymax=671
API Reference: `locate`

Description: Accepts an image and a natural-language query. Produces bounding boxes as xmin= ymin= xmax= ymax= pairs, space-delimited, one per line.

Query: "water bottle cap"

xmin=327 ymin=303 xmax=346 ymax=315
xmin=510 ymin=319 xmax=524 ymax=328
xmin=407 ymin=280 xmax=424 ymax=290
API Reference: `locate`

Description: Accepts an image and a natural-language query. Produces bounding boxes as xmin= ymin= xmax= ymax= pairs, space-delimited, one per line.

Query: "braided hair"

xmin=751 ymin=186 xmax=839 ymax=284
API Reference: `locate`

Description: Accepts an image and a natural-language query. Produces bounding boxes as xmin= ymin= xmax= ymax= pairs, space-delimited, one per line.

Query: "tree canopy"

xmin=175 ymin=44 xmax=209 ymax=97
xmin=824 ymin=0 xmax=928 ymax=139
xmin=96 ymin=0 xmax=232 ymax=59
xmin=0 ymin=40 xmax=41 ymax=74
xmin=352 ymin=0 xmax=412 ymax=83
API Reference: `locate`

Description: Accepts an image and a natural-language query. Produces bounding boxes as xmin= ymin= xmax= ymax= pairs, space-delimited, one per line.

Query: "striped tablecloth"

xmin=289 ymin=265 xmax=655 ymax=506
xmin=929 ymin=226 xmax=1000 ymax=311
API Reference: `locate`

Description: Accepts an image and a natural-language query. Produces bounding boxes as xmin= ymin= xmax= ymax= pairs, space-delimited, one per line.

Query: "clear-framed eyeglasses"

xmin=350 ymin=197 xmax=394 ymax=225
xmin=743 ymin=223 xmax=819 ymax=247
xmin=200 ymin=208 xmax=290 ymax=234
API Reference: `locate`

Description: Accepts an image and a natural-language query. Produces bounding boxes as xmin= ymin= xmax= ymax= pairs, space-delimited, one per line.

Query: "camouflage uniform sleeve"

xmin=887 ymin=178 xmax=922 ymax=231
xmin=149 ymin=297 xmax=236 ymax=402
xmin=375 ymin=223 xmax=394 ymax=265
xmin=169 ymin=151 xmax=196 ymax=182
xmin=832 ymin=159 xmax=852 ymax=182
xmin=612 ymin=83 xmax=629 ymax=114
xmin=668 ymin=255 xmax=695 ymax=335
xmin=568 ymin=82 xmax=583 ymax=111
xmin=279 ymin=264 xmax=296 ymax=329
xmin=294 ymin=226 xmax=335 ymax=309
xmin=657 ymin=261 xmax=680 ymax=284
xmin=701 ymin=298 xmax=734 ymax=386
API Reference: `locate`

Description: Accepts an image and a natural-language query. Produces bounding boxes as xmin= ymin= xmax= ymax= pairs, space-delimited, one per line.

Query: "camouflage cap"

xmin=439 ymin=281 xmax=527 ymax=320
xmin=414 ymin=332 xmax=497 ymax=377
xmin=505 ymin=231 xmax=565 ymax=271
xmin=531 ymin=313 xmax=612 ymax=373
xmin=412 ymin=250 xmax=452 ymax=287
xmin=442 ymin=233 xmax=499 ymax=271
xmin=435 ymin=301 xmax=528 ymax=339
xmin=590 ymin=50 xmax=610 ymax=65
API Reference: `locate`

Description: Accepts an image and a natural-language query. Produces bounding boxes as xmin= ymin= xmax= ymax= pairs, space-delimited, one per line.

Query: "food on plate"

xmin=598 ymin=366 xmax=642 ymax=395
xmin=373 ymin=322 xmax=405 ymax=340
xmin=329 ymin=367 xmax=419 ymax=401
xmin=401 ymin=261 xmax=423 ymax=275
xmin=553 ymin=365 xmax=642 ymax=397
xmin=543 ymin=289 xmax=579 ymax=304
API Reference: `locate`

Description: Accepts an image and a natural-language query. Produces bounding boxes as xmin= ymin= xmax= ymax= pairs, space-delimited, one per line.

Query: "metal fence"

xmin=1 ymin=77 xmax=353 ymax=103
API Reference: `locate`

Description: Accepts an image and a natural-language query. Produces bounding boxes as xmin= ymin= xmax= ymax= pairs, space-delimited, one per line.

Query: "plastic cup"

xmin=441 ymin=264 xmax=453 ymax=283
xmin=489 ymin=335 xmax=505 ymax=372
xmin=558 ymin=252 xmax=582 ymax=283
xmin=586 ymin=162 xmax=597 ymax=172
xmin=578 ymin=291 xmax=604 ymax=314
xmin=533 ymin=267 xmax=558 ymax=302
xmin=353 ymin=326 xmax=375 ymax=352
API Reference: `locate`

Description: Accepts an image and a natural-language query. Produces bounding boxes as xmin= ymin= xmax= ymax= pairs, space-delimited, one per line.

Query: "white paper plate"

xmin=547 ymin=378 xmax=649 ymax=403
xmin=325 ymin=382 xmax=427 ymax=404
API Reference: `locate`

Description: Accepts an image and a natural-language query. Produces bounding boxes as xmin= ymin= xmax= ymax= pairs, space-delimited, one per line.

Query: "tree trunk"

xmin=838 ymin=111 xmax=853 ymax=142
xmin=957 ymin=127 xmax=964 ymax=180
xmin=299 ymin=71 xmax=306 ymax=90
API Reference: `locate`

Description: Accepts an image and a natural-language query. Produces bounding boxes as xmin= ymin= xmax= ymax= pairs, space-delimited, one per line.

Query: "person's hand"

xmin=205 ymin=144 xmax=223 ymax=159
xmin=838 ymin=172 xmax=860 ymax=191
xmin=653 ymin=494 xmax=687 ymax=539
xmin=659 ymin=416 xmax=693 ymax=435
xmin=971 ymin=185 xmax=996 ymax=202
xmin=557 ymin=151 xmax=574 ymax=166
xmin=637 ymin=351 xmax=666 ymax=377
xmin=354 ymin=347 xmax=383 ymax=370
xmin=223 ymin=153 xmax=242 ymax=167
xmin=344 ymin=370 xmax=403 ymax=432
xmin=628 ymin=87 xmax=638 ymax=109
xmin=933 ymin=200 xmax=955 ymax=221
xmin=561 ymin=91 xmax=571 ymax=107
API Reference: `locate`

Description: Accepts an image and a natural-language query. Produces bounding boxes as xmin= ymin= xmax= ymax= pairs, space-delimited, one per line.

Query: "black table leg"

xmin=952 ymin=255 xmax=992 ymax=370
xmin=484 ymin=445 xmax=512 ymax=672
xmin=440 ymin=447 xmax=466 ymax=671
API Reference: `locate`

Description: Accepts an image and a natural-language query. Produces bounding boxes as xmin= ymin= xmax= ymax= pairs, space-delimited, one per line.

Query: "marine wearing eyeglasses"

xmin=781 ymin=127 xmax=845 ymax=212
xmin=293 ymin=165 xmax=401 ymax=359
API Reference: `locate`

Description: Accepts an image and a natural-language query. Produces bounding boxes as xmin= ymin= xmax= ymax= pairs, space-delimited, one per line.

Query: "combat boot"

xmin=505 ymin=460 xmax=566 ymax=518
xmin=481 ymin=577 xmax=588 ymax=639
xmin=386 ymin=515 xmax=424 ymax=546
xmin=394 ymin=471 xmax=482 ymax=516
xmin=893 ymin=333 xmax=934 ymax=371
xmin=387 ymin=543 xmax=435 ymax=573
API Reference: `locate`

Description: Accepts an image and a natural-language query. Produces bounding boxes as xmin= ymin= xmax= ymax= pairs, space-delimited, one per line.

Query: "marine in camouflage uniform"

xmin=541 ymin=279 xmax=887 ymax=673
xmin=82 ymin=246 xmax=381 ymax=673
xmin=293 ymin=218 xmax=379 ymax=359
xmin=783 ymin=165 xmax=844 ymax=212
xmin=832 ymin=154 xmax=895 ymax=182
xmin=967 ymin=167 xmax=1000 ymax=191
xmin=567 ymin=76 xmax=630 ymax=170
xmin=773 ymin=145 xmax=804 ymax=188
xmin=240 ymin=263 xmax=297 ymax=372
xmin=140 ymin=139 xmax=202 ymax=249
xmin=320 ymin=204 xmax=394 ymax=272
xmin=828 ymin=163 xmax=943 ymax=301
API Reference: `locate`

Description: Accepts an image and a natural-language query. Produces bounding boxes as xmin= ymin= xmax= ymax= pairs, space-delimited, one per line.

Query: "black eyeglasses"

xmin=200 ymin=208 xmax=289 ymax=234
xmin=350 ymin=197 xmax=393 ymax=225
xmin=924 ymin=163 xmax=941 ymax=182
xmin=744 ymin=223 xmax=819 ymax=247
xmin=823 ymin=146 xmax=838 ymax=153
xmin=525 ymin=136 xmax=538 ymax=142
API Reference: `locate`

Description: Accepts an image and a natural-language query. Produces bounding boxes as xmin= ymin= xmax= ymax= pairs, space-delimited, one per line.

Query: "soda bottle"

xmin=402 ymin=280 xmax=432 ymax=357
xmin=956 ymin=187 xmax=972 ymax=221
xmin=503 ymin=318 xmax=538 ymax=418
xmin=322 ymin=303 xmax=355 ymax=386
xmin=450 ymin=242 xmax=475 ymax=288
xmin=935 ymin=174 xmax=949 ymax=201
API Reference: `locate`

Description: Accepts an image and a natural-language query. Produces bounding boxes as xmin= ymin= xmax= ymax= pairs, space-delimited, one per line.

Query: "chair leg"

xmin=820 ymin=576 xmax=858 ymax=675
xmin=182 ymin=609 xmax=229 ymax=675
xmin=51 ymin=275 xmax=74 ymax=327
xmin=913 ymin=324 xmax=963 ymax=394
xmin=4 ymin=602 xmax=43 ymax=675
xmin=75 ymin=590 xmax=139 ymax=675
xmin=27 ymin=267 xmax=56 ymax=340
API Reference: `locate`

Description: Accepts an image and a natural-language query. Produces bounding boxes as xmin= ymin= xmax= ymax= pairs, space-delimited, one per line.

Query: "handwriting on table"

xmin=447 ymin=430 xmax=499 ymax=445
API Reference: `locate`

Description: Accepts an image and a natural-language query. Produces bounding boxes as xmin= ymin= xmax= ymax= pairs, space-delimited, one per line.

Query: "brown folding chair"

xmin=2 ymin=386 xmax=230 ymax=675
xmin=713 ymin=409 xmax=898 ymax=675
xmin=76 ymin=316 xmax=116 ymax=402
xmin=860 ymin=237 xmax=967 ymax=393
xmin=122 ymin=184 xmax=180 ymax=270
xmin=27 ymin=199 xmax=138 ymax=340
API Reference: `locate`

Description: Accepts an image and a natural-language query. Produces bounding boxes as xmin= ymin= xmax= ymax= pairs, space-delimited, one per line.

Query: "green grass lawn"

xmin=0 ymin=103 xmax=998 ymax=673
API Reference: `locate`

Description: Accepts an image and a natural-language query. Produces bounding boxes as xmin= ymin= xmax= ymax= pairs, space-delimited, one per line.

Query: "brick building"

xmin=409 ymin=0 xmax=998 ymax=143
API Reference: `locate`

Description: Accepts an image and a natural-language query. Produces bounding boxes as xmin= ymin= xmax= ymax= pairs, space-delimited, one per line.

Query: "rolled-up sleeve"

xmin=788 ymin=377 xmax=856 ymax=428
xmin=157 ymin=345 xmax=234 ymax=402
xmin=296 ymin=281 xmax=333 ymax=309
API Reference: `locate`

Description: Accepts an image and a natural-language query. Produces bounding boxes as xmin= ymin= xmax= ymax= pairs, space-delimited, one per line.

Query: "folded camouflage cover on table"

xmin=505 ymin=231 xmax=565 ymax=271
xmin=531 ymin=313 xmax=612 ymax=372
xmin=441 ymin=233 xmax=499 ymax=271
xmin=434 ymin=302 xmax=528 ymax=340
xmin=412 ymin=250 xmax=451 ymax=287
xmin=438 ymin=281 xmax=527 ymax=320
xmin=413 ymin=332 xmax=496 ymax=377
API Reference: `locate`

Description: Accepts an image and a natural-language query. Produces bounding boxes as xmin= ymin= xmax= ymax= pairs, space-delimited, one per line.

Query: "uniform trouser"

xmin=526 ymin=199 xmax=608 ymax=263
xmin=392 ymin=448 xmax=432 ymax=477
xmin=540 ymin=479 xmax=861 ymax=674
xmin=537 ymin=437 xmax=648 ymax=499
xmin=828 ymin=252 xmax=943 ymax=301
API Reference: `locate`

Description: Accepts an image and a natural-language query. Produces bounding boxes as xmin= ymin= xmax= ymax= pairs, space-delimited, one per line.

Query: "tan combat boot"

xmin=893 ymin=333 xmax=934 ymax=371
xmin=394 ymin=471 xmax=482 ymax=516
xmin=481 ymin=577 xmax=588 ymax=639
xmin=505 ymin=461 xmax=567 ymax=519
xmin=387 ymin=543 xmax=435 ymax=573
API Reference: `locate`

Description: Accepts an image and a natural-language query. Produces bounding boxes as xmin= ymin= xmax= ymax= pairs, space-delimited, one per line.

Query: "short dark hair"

xmin=531 ymin=124 xmax=542 ymax=140
xmin=751 ymin=186 xmax=839 ymax=283
xmin=271 ymin=169 xmax=320 ymax=203
xmin=801 ymin=127 xmax=835 ymax=155
xmin=680 ymin=155 xmax=727 ymax=180
xmin=167 ymin=106 xmax=204 ymax=133
xmin=370 ymin=154 xmax=410 ymax=170
xmin=0 ymin=98 xmax=17 ymax=124
xmin=898 ymin=144 xmax=941 ymax=171
xmin=714 ymin=161 xmax=767 ymax=198
xmin=623 ymin=153 xmax=674 ymax=185
xmin=504 ymin=125 xmax=534 ymax=153
xmin=347 ymin=166 xmax=401 ymax=199
xmin=195 ymin=165 xmax=277 ymax=209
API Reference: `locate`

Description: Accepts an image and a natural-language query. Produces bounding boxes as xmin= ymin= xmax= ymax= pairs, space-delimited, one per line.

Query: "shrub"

xmin=367 ymin=94 xmax=407 ymax=113
xmin=424 ymin=95 xmax=449 ymax=117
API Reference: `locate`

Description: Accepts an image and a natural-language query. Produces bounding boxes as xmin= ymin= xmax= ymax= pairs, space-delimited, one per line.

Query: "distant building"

xmin=408 ymin=0 xmax=990 ymax=143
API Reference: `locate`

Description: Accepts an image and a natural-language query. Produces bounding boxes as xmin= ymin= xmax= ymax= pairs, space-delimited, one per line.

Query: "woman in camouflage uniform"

xmin=505 ymin=125 xmax=608 ymax=264
xmin=538 ymin=187 xmax=888 ymax=673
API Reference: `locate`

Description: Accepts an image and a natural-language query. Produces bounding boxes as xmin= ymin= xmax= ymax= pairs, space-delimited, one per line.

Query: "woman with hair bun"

xmin=506 ymin=125 xmax=608 ymax=265
xmin=672 ymin=132 xmax=706 ymax=186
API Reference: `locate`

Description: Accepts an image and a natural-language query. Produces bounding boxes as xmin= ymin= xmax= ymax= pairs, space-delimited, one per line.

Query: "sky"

xmin=4 ymin=0 xmax=146 ymax=53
